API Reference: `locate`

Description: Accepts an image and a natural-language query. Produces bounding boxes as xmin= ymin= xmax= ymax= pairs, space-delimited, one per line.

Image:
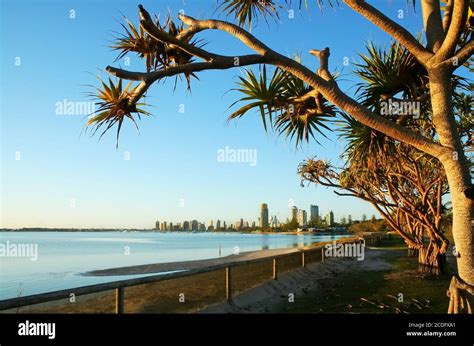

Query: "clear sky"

xmin=0 ymin=0 xmax=436 ymax=228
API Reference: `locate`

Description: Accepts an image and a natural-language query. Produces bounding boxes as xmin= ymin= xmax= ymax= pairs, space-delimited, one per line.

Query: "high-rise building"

xmin=169 ymin=222 xmax=173 ymax=230
xmin=183 ymin=221 xmax=190 ymax=231
xmin=235 ymin=218 xmax=244 ymax=229
xmin=251 ymin=221 xmax=256 ymax=228
xmin=216 ymin=220 xmax=221 ymax=229
xmin=290 ymin=206 xmax=298 ymax=222
xmin=325 ymin=211 xmax=334 ymax=226
xmin=223 ymin=221 xmax=227 ymax=229
xmin=310 ymin=205 xmax=319 ymax=223
xmin=298 ymin=209 xmax=307 ymax=226
xmin=198 ymin=223 xmax=206 ymax=231
xmin=155 ymin=221 xmax=160 ymax=230
xmin=191 ymin=220 xmax=198 ymax=231
xmin=260 ymin=203 xmax=269 ymax=228
xmin=271 ymin=215 xmax=279 ymax=228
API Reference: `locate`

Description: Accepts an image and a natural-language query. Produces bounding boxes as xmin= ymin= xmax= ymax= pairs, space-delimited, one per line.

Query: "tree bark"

xmin=417 ymin=240 xmax=447 ymax=275
xmin=429 ymin=67 xmax=474 ymax=312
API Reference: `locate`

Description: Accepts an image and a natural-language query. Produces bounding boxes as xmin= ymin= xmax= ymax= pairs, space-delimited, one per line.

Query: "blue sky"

xmin=0 ymin=0 xmax=437 ymax=228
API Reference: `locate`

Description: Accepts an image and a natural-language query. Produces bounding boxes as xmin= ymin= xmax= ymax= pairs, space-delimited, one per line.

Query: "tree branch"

xmin=107 ymin=54 xmax=266 ymax=104
xmin=433 ymin=0 xmax=469 ymax=62
xmin=344 ymin=0 xmax=433 ymax=63
xmin=437 ymin=40 xmax=474 ymax=71
xmin=442 ymin=0 xmax=454 ymax=32
xmin=179 ymin=14 xmax=271 ymax=56
xmin=421 ymin=0 xmax=445 ymax=52
xmin=107 ymin=6 xmax=447 ymax=159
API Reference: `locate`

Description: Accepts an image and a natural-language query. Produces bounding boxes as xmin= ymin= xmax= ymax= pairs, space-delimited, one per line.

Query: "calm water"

xmin=0 ymin=231 xmax=349 ymax=300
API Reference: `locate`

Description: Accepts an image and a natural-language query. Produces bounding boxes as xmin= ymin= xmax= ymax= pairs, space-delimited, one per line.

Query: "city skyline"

xmin=150 ymin=202 xmax=371 ymax=231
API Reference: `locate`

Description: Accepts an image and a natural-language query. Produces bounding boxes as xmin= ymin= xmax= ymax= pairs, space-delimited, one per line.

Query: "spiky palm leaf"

xmin=274 ymin=110 xmax=332 ymax=147
xmin=112 ymin=19 xmax=166 ymax=71
xmin=228 ymin=64 xmax=334 ymax=146
xmin=87 ymin=77 xmax=151 ymax=148
xmin=112 ymin=16 xmax=203 ymax=89
xmin=218 ymin=0 xmax=280 ymax=28
xmin=218 ymin=0 xmax=343 ymax=28
xmin=354 ymin=40 xmax=428 ymax=111
xmin=227 ymin=65 xmax=288 ymax=131
xmin=337 ymin=112 xmax=395 ymax=172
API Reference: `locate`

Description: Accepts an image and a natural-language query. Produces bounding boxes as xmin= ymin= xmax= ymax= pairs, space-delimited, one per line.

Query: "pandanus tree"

xmin=299 ymin=142 xmax=451 ymax=274
xmin=296 ymin=40 xmax=470 ymax=275
xmin=86 ymin=1 xmax=473 ymax=312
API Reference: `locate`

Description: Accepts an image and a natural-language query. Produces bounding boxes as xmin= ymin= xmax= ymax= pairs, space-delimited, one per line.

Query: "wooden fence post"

xmin=115 ymin=286 xmax=124 ymax=314
xmin=301 ymin=252 xmax=306 ymax=268
xmin=225 ymin=267 xmax=232 ymax=301
xmin=272 ymin=258 xmax=278 ymax=279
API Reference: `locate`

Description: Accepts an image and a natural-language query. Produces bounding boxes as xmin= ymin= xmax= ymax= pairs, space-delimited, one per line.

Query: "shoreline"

xmin=84 ymin=247 xmax=304 ymax=277
xmin=84 ymin=236 xmax=357 ymax=277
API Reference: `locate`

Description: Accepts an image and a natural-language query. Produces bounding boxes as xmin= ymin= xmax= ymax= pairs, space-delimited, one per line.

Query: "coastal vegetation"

xmin=86 ymin=1 xmax=473 ymax=312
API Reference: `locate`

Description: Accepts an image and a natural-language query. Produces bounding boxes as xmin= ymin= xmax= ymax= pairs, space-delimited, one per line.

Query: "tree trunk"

xmin=429 ymin=67 xmax=474 ymax=313
xmin=407 ymin=247 xmax=418 ymax=257
xmin=445 ymin=178 xmax=474 ymax=313
xmin=417 ymin=241 xmax=447 ymax=275
xmin=447 ymin=276 xmax=474 ymax=314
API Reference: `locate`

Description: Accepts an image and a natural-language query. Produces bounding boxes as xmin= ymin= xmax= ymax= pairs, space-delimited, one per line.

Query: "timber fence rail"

xmin=0 ymin=232 xmax=385 ymax=313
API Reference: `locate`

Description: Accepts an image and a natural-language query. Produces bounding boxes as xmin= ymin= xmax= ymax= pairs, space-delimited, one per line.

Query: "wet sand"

xmin=84 ymin=247 xmax=303 ymax=276
xmin=84 ymin=237 xmax=361 ymax=277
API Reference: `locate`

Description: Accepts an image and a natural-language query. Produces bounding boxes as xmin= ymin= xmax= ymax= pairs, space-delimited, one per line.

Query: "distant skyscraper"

xmin=290 ymin=206 xmax=298 ymax=222
xmin=155 ymin=221 xmax=160 ymax=230
xmin=260 ymin=203 xmax=269 ymax=228
xmin=310 ymin=205 xmax=319 ymax=223
xmin=251 ymin=221 xmax=256 ymax=228
xmin=183 ymin=221 xmax=190 ymax=231
xmin=298 ymin=210 xmax=307 ymax=226
xmin=216 ymin=220 xmax=221 ymax=229
xmin=169 ymin=222 xmax=173 ymax=230
xmin=223 ymin=221 xmax=227 ymax=229
xmin=191 ymin=220 xmax=198 ymax=231
xmin=325 ymin=211 xmax=334 ymax=226
xmin=271 ymin=215 xmax=278 ymax=228
xmin=198 ymin=223 xmax=206 ymax=231
xmin=235 ymin=218 xmax=244 ymax=229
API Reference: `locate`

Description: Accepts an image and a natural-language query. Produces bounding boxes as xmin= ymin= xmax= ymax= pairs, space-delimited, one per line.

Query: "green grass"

xmin=277 ymin=234 xmax=453 ymax=313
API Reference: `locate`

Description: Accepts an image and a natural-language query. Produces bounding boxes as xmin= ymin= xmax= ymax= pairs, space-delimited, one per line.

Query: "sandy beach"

xmin=84 ymin=236 xmax=361 ymax=277
xmin=84 ymin=247 xmax=304 ymax=276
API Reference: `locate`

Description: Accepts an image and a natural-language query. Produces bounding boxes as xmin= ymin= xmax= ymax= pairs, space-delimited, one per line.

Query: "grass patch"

xmin=277 ymin=234 xmax=452 ymax=314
